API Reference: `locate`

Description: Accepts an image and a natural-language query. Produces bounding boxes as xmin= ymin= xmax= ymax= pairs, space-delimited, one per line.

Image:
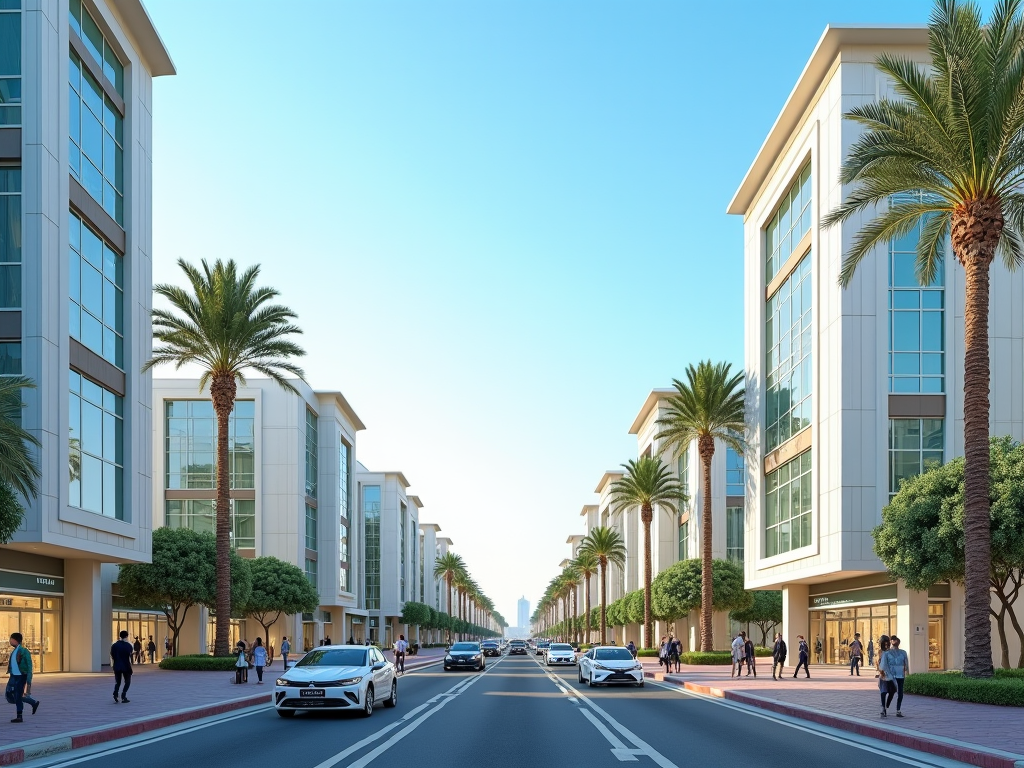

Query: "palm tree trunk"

xmin=642 ymin=504 xmax=653 ymax=649
xmin=584 ymin=577 xmax=591 ymax=645
xmin=698 ymin=435 xmax=715 ymax=652
xmin=599 ymin=560 xmax=607 ymax=645
xmin=210 ymin=373 xmax=236 ymax=657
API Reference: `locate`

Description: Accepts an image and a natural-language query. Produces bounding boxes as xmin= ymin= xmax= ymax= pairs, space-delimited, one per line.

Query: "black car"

xmin=508 ymin=641 xmax=528 ymax=655
xmin=536 ymin=641 xmax=550 ymax=656
xmin=444 ymin=641 xmax=485 ymax=671
xmin=481 ymin=641 xmax=501 ymax=657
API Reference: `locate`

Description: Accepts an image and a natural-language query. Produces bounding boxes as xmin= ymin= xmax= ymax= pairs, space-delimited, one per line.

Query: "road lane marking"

xmin=579 ymin=709 xmax=638 ymax=762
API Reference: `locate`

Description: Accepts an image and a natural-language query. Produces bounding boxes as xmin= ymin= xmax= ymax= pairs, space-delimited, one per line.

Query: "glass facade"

xmin=678 ymin=448 xmax=690 ymax=560
xmin=889 ymin=419 xmax=944 ymax=500
xmin=678 ymin=520 xmax=688 ymax=561
xmin=765 ymin=163 xmax=812 ymax=282
xmin=68 ymin=210 xmax=122 ymax=368
xmin=164 ymin=400 xmax=254 ymax=489
xmin=0 ymin=341 xmax=19 ymax=374
xmin=304 ymin=557 xmax=317 ymax=588
xmin=0 ymin=167 xmax=20 ymax=308
xmin=726 ymin=447 xmax=744 ymax=496
xmin=305 ymin=409 xmax=317 ymax=499
xmin=766 ymin=254 xmax=811 ymax=452
xmin=164 ymin=498 xmax=256 ymax=549
xmin=0 ymin=595 xmax=62 ymax=673
xmin=889 ymin=208 xmax=945 ymax=393
xmin=765 ymin=450 xmax=811 ymax=557
xmin=339 ymin=439 xmax=350 ymax=591
xmin=69 ymin=0 xmax=124 ymax=95
xmin=68 ymin=370 xmax=123 ymax=519
xmin=0 ymin=2 xmax=20 ymax=127
xmin=305 ymin=503 xmax=317 ymax=551
xmin=726 ymin=506 xmax=744 ymax=564
xmin=364 ymin=486 xmax=381 ymax=610
xmin=400 ymin=501 xmax=407 ymax=602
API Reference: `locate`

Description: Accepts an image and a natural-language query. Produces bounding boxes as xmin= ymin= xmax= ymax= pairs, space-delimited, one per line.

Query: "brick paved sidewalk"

xmin=640 ymin=661 xmax=1024 ymax=764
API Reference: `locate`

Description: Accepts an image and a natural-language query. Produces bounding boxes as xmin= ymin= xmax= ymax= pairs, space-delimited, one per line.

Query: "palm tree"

xmin=562 ymin=566 xmax=582 ymax=643
xmin=658 ymin=360 xmax=744 ymax=652
xmin=821 ymin=0 xmax=1024 ymax=677
xmin=610 ymin=456 xmax=685 ymax=649
xmin=144 ymin=259 xmax=306 ymax=657
xmin=579 ymin=526 xmax=626 ymax=645
xmin=433 ymin=552 xmax=465 ymax=635
xmin=0 ymin=376 xmax=40 ymax=499
xmin=573 ymin=550 xmax=599 ymax=644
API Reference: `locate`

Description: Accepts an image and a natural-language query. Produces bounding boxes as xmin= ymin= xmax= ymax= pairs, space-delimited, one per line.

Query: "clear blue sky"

xmin=144 ymin=0 xmax=988 ymax=627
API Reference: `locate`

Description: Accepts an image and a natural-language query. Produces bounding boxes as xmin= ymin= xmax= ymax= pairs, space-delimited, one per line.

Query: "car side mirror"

xmin=372 ymin=662 xmax=386 ymax=671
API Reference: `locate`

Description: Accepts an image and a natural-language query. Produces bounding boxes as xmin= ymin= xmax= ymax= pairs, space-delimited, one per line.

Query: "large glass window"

xmin=419 ymin=536 xmax=425 ymax=602
xmin=68 ymin=0 xmax=124 ymax=95
xmin=165 ymin=498 xmax=255 ymax=549
xmin=726 ymin=447 xmax=744 ymax=496
xmin=305 ymin=503 xmax=317 ymax=551
xmin=400 ymin=501 xmax=407 ymax=602
xmin=889 ymin=419 xmax=944 ymax=499
xmin=0 ymin=167 xmax=20 ymax=308
xmin=0 ymin=341 xmax=19 ymax=374
xmin=305 ymin=409 xmax=318 ymax=499
xmin=766 ymin=254 xmax=812 ymax=451
xmin=726 ymin=506 xmax=744 ymax=564
xmin=68 ymin=51 xmax=123 ymax=225
xmin=889 ymin=209 xmax=944 ymax=393
xmin=165 ymin=400 xmax=254 ymax=490
xmin=364 ymin=486 xmax=381 ymax=610
xmin=304 ymin=557 xmax=317 ymax=588
xmin=765 ymin=450 xmax=811 ymax=557
xmin=69 ymin=370 xmax=123 ymax=520
xmin=339 ymin=438 xmax=350 ymax=591
xmin=678 ymin=519 xmax=688 ymax=561
xmin=68 ymin=210 xmax=122 ymax=367
xmin=678 ymin=448 xmax=690 ymax=560
xmin=765 ymin=163 xmax=812 ymax=283
xmin=0 ymin=2 xmax=20 ymax=127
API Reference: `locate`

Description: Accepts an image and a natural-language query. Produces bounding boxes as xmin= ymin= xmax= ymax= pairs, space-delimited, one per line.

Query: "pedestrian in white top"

xmin=394 ymin=635 xmax=409 ymax=674
xmin=731 ymin=632 xmax=746 ymax=678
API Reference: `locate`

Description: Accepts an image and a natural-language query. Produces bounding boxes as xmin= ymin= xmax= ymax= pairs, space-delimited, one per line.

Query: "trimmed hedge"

xmin=159 ymin=655 xmax=239 ymax=671
xmin=905 ymin=671 xmax=1024 ymax=707
xmin=676 ymin=648 xmax=774 ymax=665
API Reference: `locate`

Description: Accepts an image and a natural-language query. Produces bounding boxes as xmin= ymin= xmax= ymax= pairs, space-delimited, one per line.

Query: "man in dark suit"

xmin=111 ymin=630 xmax=134 ymax=703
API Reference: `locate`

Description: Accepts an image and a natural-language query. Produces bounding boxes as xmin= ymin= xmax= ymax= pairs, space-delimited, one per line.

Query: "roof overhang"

xmin=580 ymin=504 xmax=598 ymax=516
xmin=408 ymin=495 xmax=424 ymax=508
xmin=594 ymin=471 xmax=623 ymax=495
xmin=628 ymin=388 xmax=675 ymax=435
xmin=419 ymin=523 xmax=442 ymax=533
xmin=109 ymin=0 xmax=176 ymax=76
xmin=318 ymin=391 xmax=367 ymax=431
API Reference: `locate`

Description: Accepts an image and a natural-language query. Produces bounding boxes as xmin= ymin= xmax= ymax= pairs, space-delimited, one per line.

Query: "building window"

xmin=765 ymin=450 xmax=811 ymax=557
xmin=766 ymin=254 xmax=811 ymax=452
xmin=400 ymin=501 xmax=407 ymax=603
xmin=165 ymin=400 xmax=254 ymax=489
xmin=305 ymin=409 xmax=317 ymax=499
xmin=69 ymin=210 xmax=123 ymax=368
xmin=0 ymin=167 xmax=20 ymax=308
xmin=364 ymin=485 xmax=381 ymax=610
xmin=726 ymin=447 xmax=744 ymax=496
xmin=677 ymin=448 xmax=690 ymax=507
xmin=69 ymin=0 xmax=124 ymax=95
xmin=765 ymin=163 xmax=812 ymax=283
xmin=165 ymin=498 xmax=256 ymax=549
xmin=678 ymin=519 xmax=688 ymax=561
xmin=419 ymin=537 xmax=425 ymax=603
xmin=889 ymin=419 xmax=944 ymax=500
xmin=304 ymin=557 xmax=317 ymax=588
xmin=339 ymin=439 xmax=350 ymax=519
xmin=889 ymin=208 xmax=944 ymax=393
xmin=726 ymin=506 xmax=744 ymax=564
xmin=68 ymin=52 xmax=124 ymax=225
xmin=0 ymin=341 xmax=19 ymax=374
xmin=305 ymin=503 xmax=317 ymax=551
xmin=69 ymin=370 xmax=123 ymax=520
xmin=339 ymin=565 xmax=348 ymax=592
xmin=0 ymin=2 xmax=20 ymax=127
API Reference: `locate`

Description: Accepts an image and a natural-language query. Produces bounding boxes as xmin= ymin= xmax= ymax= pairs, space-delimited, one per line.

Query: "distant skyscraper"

xmin=517 ymin=597 xmax=530 ymax=629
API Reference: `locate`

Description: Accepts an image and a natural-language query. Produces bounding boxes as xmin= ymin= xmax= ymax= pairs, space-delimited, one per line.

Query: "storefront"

xmin=0 ymin=568 xmax=65 ymax=673
xmin=111 ymin=611 xmax=168 ymax=661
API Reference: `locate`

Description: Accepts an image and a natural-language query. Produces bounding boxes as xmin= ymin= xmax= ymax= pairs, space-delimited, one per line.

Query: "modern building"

xmin=144 ymin=377 xmax=364 ymax=654
xmin=728 ymin=24 xmax=1020 ymax=669
xmin=0 ymin=0 xmax=173 ymax=672
xmin=517 ymin=596 xmax=530 ymax=629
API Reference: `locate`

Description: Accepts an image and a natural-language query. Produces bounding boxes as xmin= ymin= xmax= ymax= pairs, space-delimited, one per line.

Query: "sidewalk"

xmin=641 ymin=661 xmax=1024 ymax=768
xmin=0 ymin=648 xmax=446 ymax=765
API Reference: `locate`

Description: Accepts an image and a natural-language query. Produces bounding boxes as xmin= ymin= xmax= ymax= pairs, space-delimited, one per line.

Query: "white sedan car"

xmin=545 ymin=643 xmax=577 ymax=665
xmin=578 ymin=646 xmax=644 ymax=687
xmin=275 ymin=645 xmax=397 ymax=718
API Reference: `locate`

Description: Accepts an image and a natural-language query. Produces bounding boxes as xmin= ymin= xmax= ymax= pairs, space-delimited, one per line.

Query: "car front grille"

xmin=281 ymin=680 xmax=350 ymax=688
xmin=279 ymin=698 xmax=349 ymax=708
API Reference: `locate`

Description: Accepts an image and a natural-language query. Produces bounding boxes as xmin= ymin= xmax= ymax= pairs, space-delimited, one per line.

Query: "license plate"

xmin=299 ymin=688 xmax=326 ymax=697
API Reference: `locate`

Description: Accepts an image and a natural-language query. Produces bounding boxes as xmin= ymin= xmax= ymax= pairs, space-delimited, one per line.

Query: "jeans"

xmin=773 ymin=660 xmax=785 ymax=678
xmin=254 ymin=665 xmax=264 ymax=682
xmin=396 ymin=652 xmax=405 ymax=673
xmin=282 ymin=654 xmax=289 ymax=669
xmin=114 ymin=671 xmax=132 ymax=699
xmin=7 ymin=675 xmax=37 ymax=716
xmin=793 ymin=656 xmax=810 ymax=677
xmin=885 ymin=677 xmax=905 ymax=711
xmin=850 ymin=655 xmax=862 ymax=675
xmin=148 ymin=651 xmax=155 ymax=664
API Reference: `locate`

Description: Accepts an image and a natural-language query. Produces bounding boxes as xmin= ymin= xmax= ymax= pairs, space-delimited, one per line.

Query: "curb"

xmin=0 ymin=694 xmax=270 ymax=766
xmin=660 ymin=675 xmax=1024 ymax=768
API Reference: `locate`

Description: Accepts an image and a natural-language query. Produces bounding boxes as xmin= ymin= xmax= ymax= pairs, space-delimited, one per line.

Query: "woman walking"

xmin=251 ymin=638 xmax=267 ymax=684
xmin=792 ymin=635 xmax=810 ymax=678
xmin=743 ymin=634 xmax=757 ymax=677
xmin=234 ymin=642 xmax=248 ymax=685
xmin=772 ymin=633 xmax=787 ymax=680
xmin=659 ymin=637 xmax=671 ymax=674
xmin=731 ymin=632 xmax=746 ymax=678
xmin=879 ymin=635 xmax=909 ymax=717
xmin=875 ymin=635 xmax=892 ymax=716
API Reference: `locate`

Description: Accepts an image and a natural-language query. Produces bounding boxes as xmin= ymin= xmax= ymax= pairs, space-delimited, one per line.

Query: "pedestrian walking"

xmin=325 ymin=636 xmax=332 ymax=646
xmin=626 ymin=640 xmax=637 ymax=659
xmin=815 ymin=636 xmax=823 ymax=664
xmin=849 ymin=633 xmax=864 ymax=676
xmin=744 ymin=634 xmax=757 ymax=677
xmin=132 ymin=636 xmax=142 ymax=664
xmin=658 ymin=637 xmax=671 ymax=674
xmin=164 ymin=636 xmax=171 ymax=659
xmin=771 ymin=633 xmax=787 ymax=680
xmin=876 ymin=634 xmax=892 ymax=716
xmin=147 ymin=636 xmax=157 ymax=664
xmin=6 ymin=632 xmax=39 ymax=722
xmin=110 ymin=629 xmax=134 ymax=703
xmin=879 ymin=635 xmax=909 ymax=718
xmin=792 ymin=635 xmax=810 ymax=678
xmin=394 ymin=635 xmax=408 ymax=674
xmin=251 ymin=638 xmax=267 ymax=684
xmin=234 ymin=642 xmax=248 ymax=685
xmin=731 ymin=632 xmax=745 ymax=678
xmin=280 ymin=636 xmax=290 ymax=669
xmin=867 ymin=638 xmax=875 ymax=667
xmin=672 ymin=636 xmax=682 ymax=673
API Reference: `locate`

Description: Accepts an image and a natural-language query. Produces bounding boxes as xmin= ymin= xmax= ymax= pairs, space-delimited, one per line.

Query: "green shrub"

xmin=754 ymin=646 xmax=774 ymax=657
xmin=679 ymin=651 xmax=733 ymax=665
xmin=159 ymin=655 xmax=239 ymax=671
xmin=905 ymin=671 xmax=1024 ymax=707
xmin=637 ymin=649 xmax=660 ymax=657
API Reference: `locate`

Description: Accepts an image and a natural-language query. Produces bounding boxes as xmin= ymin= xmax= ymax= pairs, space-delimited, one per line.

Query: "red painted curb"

xmin=0 ymin=749 xmax=24 ymax=767
xmin=663 ymin=676 xmax=1022 ymax=768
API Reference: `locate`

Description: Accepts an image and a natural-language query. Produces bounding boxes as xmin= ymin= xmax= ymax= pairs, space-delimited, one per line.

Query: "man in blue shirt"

xmin=110 ymin=630 xmax=134 ymax=703
xmin=280 ymin=636 xmax=290 ymax=669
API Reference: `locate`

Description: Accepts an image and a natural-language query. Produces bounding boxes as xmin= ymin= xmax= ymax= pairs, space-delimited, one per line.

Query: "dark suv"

xmin=508 ymin=640 xmax=528 ymax=655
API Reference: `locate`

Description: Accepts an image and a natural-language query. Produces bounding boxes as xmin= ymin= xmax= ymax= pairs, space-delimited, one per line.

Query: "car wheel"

xmin=276 ymin=709 xmax=295 ymax=718
xmin=587 ymin=673 xmax=596 ymax=687
xmin=636 ymin=681 xmax=645 ymax=688
xmin=361 ymin=685 xmax=374 ymax=718
xmin=383 ymin=679 xmax=397 ymax=708
xmin=578 ymin=671 xmax=584 ymax=684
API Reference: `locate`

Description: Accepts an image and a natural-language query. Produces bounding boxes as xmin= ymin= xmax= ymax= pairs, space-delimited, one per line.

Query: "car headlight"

xmin=445 ymin=655 xmax=452 ymax=661
xmin=275 ymin=678 xmax=289 ymax=686
xmin=595 ymin=664 xmax=613 ymax=671
xmin=471 ymin=654 xmax=481 ymax=660
xmin=634 ymin=664 xmax=643 ymax=671
xmin=339 ymin=676 xmax=363 ymax=686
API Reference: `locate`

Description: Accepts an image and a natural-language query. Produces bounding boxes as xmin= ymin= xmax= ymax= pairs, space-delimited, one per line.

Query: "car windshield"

xmin=594 ymin=648 xmax=634 ymax=661
xmin=295 ymin=649 xmax=367 ymax=668
xmin=550 ymin=644 xmax=573 ymax=651
xmin=481 ymin=642 xmax=497 ymax=647
xmin=450 ymin=643 xmax=479 ymax=652
xmin=511 ymin=641 xmax=525 ymax=646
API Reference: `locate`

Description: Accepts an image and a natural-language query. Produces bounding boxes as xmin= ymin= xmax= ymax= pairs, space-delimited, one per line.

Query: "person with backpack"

xmin=848 ymin=632 xmax=864 ymax=676
xmin=393 ymin=635 xmax=408 ymax=675
xmin=792 ymin=635 xmax=810 ymax=678
xmin=110 ymin=630 xmax=134 ymax=703
xmin=234 ymin=642 xmax=248 ymax=685
xmin=772 ymin=632 xmax=787 ymax=680
xmin=6 ymin=633 xmax=39 ymax=722
xmin=280 ymin=636 xmax=291 ymax=669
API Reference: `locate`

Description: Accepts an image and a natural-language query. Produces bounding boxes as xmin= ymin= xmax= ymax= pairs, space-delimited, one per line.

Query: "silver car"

xmin=578 ymin=646 xmax=644 ymax=687
xmin=274 ymin=645 xmax=397 ymax=718
xmin=545 ymin=643 xmax=577 ymax=665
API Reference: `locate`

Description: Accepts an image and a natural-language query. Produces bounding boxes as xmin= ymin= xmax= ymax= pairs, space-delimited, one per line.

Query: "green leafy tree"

xmin=145 ymin=259 xmax=306 ymax=657
xmin=0 ymin=376 xmax=40 ymax=543
xmin=730 ymin=591 xmax=783 ymax=647
xmin=820 ymin=0 xmax=1024 ymax=677
xmin=610 ymin=456 xmax=686 ymax=648
xmin=579 ymin=526 xmax=626 ymax=644
xmin=652 ymin=559 xmax=751 ymax=632
xmin=875 ymin=437 xmax=1024 ymax=668
xmin=242 ymin=556 xmax=319 ymax=649
xmin=0 ymin=481 xmax=25 ymax=544
xmin=658 ymin=360 xmax=745 ymax=651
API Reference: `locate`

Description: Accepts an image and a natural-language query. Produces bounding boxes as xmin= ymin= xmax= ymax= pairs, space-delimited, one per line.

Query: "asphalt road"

xmin=26 ymin=654 xmax=972 ymax=768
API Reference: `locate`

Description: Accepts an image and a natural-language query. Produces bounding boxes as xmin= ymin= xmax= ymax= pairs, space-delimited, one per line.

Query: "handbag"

xmin=4 ymin=680 xmax=15 ymax=705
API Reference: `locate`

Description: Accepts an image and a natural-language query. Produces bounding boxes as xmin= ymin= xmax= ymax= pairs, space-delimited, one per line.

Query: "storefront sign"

xmin=0 ymin=570 xmax=64 ymax=594
xmin=809 ymin=584 xmax=896 ymax=609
